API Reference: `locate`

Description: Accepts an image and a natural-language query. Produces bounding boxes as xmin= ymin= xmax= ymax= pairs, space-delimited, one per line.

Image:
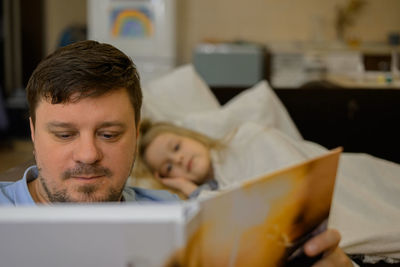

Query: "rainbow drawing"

xmin=111 ymin=8 xmax=154 ymax=38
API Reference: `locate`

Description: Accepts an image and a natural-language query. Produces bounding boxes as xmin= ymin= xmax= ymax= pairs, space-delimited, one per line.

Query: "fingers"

xmin=153 ymin=172 xmax=198 ymax=196
xmin=153 ymin=172 xmax=163 ymax=181
xmin=153 ymin=172 xmax=176 ymax=188
xmin=154 ymin=172 xmax=178 ymax=184
xmin=304 ymin=228 xmax=341 ymax=257
xmin=311 ymin=247 xmax=353 ymax=267
xmin=154 ymin=172 xmax=175 ymax=187
xmin=304 ymin=229 xmax=352 ymax=267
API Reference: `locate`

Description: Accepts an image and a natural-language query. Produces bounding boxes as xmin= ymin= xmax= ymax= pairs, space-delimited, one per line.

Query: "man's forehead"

xmin=35 ymin=91 xmax=135 ymax=123
xmin=36 ymin=89 xmax=132 ymax=108
xmin=39 ymin=87 xmax=131 ymax=103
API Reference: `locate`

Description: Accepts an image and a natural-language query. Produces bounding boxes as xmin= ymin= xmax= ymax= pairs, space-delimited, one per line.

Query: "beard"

xmin=32 ymin=146 xmax=137 ymax=203
xmin=37 ymin=163 xmax=125 ymax=203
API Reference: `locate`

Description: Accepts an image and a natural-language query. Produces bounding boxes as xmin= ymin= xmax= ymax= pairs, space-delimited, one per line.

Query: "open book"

xmin=0 ymin=148 xmax=341 ymax=267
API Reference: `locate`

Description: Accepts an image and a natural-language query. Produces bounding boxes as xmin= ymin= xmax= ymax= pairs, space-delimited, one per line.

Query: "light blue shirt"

xmin=0 ymin=166 xmax=179 ymax=205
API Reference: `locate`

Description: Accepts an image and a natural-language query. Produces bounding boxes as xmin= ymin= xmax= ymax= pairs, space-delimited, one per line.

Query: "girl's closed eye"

xmin=174 ymin=142 xmax=180 ymax=151
xmin=161 ymin=162 xmax=173 ymax=177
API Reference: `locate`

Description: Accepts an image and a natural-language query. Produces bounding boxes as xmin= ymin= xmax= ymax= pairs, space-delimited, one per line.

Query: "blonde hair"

xmin=130 ymin=119 xmax=225 ymax=197
xmin=138 ymin=119 xmax=223 ymax=160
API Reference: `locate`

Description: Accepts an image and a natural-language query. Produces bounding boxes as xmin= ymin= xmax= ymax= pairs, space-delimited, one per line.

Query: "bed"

xmin=134 ymin=65 xmax=400 ymax=266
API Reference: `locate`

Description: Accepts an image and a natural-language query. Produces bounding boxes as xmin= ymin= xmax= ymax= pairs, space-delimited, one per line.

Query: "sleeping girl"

xmin=137 ymin=119 xmax=326 ymax=199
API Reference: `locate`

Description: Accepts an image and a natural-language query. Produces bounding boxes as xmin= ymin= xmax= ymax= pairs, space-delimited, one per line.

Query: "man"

xmin=0 ymin=40 xmax=177 ymax=204
xmin=0 ymin=40 xmax=352 ymax=266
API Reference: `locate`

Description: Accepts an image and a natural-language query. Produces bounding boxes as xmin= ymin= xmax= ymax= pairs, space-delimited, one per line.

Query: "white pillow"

xmin=182 ymin=81 xmax=302 ymax=140
xmin=141 ymin=65 xmax=301 ymax=140
xmin=141 ymin=65 xmax=220 ymax=123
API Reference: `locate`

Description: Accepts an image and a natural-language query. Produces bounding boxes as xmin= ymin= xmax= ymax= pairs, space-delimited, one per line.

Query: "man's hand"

xmin=304 ymin=228 xmax=353 ymax=267
xmin=154 ymin=172 xmax=198 ymax=197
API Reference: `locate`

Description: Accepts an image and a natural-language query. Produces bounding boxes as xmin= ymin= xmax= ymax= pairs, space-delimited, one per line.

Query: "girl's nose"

xmin=172 ymin=153 xmax=184 ymax=165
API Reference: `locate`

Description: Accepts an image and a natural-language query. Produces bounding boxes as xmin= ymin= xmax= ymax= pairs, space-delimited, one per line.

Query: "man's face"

xmin=30 ymin=88 xmax=138 ymax=203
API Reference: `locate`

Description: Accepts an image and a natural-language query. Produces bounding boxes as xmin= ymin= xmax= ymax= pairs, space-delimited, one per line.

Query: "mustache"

xmin=62 ymin=164 xmax=113 ymax=180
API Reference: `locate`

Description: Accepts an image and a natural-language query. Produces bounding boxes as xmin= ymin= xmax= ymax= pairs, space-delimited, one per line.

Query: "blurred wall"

xmin=43 ymin=0 xmax=400 ymax=63
xmin=44 ymin=0 xmax=87 ymax=55
xmin=178 ymin=0 xmax=400 ymax=63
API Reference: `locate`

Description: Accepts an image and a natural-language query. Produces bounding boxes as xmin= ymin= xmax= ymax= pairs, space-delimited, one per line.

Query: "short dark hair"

xmin=26 ymin=40 xmax=142 ymax=126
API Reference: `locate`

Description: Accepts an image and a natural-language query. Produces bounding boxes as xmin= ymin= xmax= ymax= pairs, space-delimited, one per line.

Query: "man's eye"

xmin=99 ymin=132 xmax=120 ymax=140
xmin=54 ymin=132 xmax=74 ymax=139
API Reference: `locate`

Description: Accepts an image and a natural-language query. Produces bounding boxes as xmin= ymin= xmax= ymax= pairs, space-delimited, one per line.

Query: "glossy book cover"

xmin=166 ymin=148 xmax=341 ymax=267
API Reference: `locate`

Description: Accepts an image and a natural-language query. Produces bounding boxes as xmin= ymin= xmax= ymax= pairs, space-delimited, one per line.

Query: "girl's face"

xmin=144 ymin=132 xmax=212 ymax=184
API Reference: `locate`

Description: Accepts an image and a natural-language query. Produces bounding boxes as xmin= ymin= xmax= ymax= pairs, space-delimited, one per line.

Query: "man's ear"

xmin=29 ymin=117 xmax=35 ymax=143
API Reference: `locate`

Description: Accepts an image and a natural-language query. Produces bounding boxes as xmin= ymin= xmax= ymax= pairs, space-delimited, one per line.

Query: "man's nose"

xmin=73 ymin=136 xmax=102 ymax=164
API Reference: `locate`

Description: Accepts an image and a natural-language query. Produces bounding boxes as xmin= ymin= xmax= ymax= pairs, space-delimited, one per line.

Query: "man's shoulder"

xmin=0 ymin=181 xmax=14 ymax=187
xmin=0 ymin=166 xmax=37 ymax=205
xmin=123 ymin=186 xmax=180 ymax=202
xmin=0 ymin=180 xmax=20 ymax=204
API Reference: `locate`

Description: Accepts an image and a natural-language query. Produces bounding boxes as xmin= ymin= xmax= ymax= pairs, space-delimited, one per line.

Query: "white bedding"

xmin=142 ymin=65 xmax=301 ymax=140
xmin=140 ymin=65 xmax=400 ymax=262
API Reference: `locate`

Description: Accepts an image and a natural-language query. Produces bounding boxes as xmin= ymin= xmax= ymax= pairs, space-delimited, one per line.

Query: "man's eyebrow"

xmin=97 ymin=121 xmax=126 ymax=129
xmin=46 ymin=122 xmax=76 ymax=129
xmin=46 ymin=121 xmax=126 ymax=129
